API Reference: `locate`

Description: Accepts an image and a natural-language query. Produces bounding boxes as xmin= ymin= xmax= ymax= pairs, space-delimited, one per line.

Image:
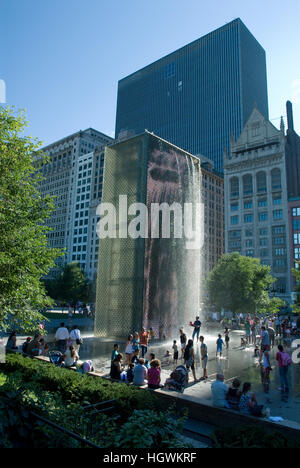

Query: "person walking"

xmin=216 ymin=334 xmax=224 ymax=358
xmin=200 ymin=336 xmax=208 ymax=380
xmin=276 ymin=344 xmax=292 ymax=396
xmin=54 ymin=323 xmax=69 ymax=353
xmin=224 ymin=328 xmax=230 ymax=349
xmin=191 ymin=316 xmax=202 ymax=343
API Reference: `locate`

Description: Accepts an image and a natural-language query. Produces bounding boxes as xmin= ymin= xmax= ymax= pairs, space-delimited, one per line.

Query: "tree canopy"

xmin=206 ymin=253 xmax=276 ymax=315
xmin=0 ymin=106 xmax=62 ymax=331
xmin=44 ymin=263 xmax=92 ymax=306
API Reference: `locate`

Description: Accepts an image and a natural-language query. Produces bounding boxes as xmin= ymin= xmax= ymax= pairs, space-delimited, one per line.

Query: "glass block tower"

xmin=115 ymin=18 xmax=269 ymax=172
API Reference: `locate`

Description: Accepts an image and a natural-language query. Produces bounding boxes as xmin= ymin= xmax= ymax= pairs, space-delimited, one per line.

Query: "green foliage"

xmin=212 ymin=425 xmax=300 ymax=448
xmin=1 ymin=356 xmax=188 ymax=448
xmin=0 ymin=106 xmax=63 ymax=332
xmin=1 ymin=353 xmax=162 ymax=420
xmin=114 ymin=409 xmax=190 ymax=448
xmin=259 ymin=297 xmax=286 ymax=316
xmin=206 ymin=253 xmax=276 ymax=315
xmin=44 ymin=262 xmax=90 ymax=304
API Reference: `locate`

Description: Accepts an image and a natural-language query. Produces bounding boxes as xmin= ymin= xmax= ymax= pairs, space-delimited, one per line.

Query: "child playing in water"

xmin=224 ymin=328 xmax=230 ymax=349
xmin=172 ymin=340 xmax=178 ymax=366
xmin=216 ymin=334 xmax=224 ymax=357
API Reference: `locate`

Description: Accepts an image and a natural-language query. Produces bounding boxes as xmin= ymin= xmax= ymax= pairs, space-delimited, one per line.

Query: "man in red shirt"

xmin=139 ymin=328 xmax=149 ymax=358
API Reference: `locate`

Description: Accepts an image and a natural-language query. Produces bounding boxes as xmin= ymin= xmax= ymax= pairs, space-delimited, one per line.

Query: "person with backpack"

xmin=70 ymin=325 xmax=82 ymax=352
xmin=276 ymin=345 xmax=292 ymax=395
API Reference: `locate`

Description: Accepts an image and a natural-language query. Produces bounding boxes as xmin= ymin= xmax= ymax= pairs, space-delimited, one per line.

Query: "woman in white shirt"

xmin=63 ymin=345 xmax=79 ymax=368
xmin=125 ymin=334 xmax=134 ymax=366
xmin=70 ymin=326 xmax=82 ymax=352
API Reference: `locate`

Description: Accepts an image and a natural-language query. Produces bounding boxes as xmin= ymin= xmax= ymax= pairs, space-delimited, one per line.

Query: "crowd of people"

xmin=5 ymin=311 xmax=299 ymax=418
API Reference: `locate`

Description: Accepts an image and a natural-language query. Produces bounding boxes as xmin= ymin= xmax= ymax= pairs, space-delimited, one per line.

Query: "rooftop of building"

xmin=118 ymin=18 xmax=264 ymax=84
xmin=41 ymin=128 xmax=114 ymax=151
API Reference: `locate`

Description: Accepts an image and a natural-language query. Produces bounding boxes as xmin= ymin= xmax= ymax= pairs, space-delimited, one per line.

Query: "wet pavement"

xmin=77 ymin=328 xmax=300 ymax=425
xmin=11 ymin=327 xmax=300 ymax=426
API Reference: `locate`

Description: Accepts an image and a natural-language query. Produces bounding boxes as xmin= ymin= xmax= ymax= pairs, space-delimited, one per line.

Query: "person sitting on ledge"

xmin=133 ymin=358 xmax=148 ymax=386
xmin=211 ymin=374 xmax=230 ymax=408
xmin=148 ymin=359 xmax=162 ymax=390
xmin=6 ymin=331 xmax=18 ymax=351
xmin=126 ymin=363 xmax=135 ymax=383
xmin=239 ymin=382 xmax=263 ymax=416
xmin=110 ymin=353 xmax=124 ymax=380
xmin=226 ymin=378 xmax=242 ymax=411
xmin=63 ymin=345 xmax=79 ymax=368
xmin=131 ymin=349 xmax=140 ymax=365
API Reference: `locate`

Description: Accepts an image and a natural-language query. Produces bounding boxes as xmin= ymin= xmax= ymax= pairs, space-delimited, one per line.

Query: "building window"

xmin=246 ymin=250 xmax=254 ymax=257
xmin=244 ymin=214 xmax=253 ymax=223
xmin=273 ymin=226 xmax=285 ymax=235
xmin=293 ymin=207 xmax=300 ymax=217
xmin=294 ymin=233 xmax=300 ymax=245
xmin=231 ymin=216 xmax=239 ymax=225
xmin=275 ymin=248 xmax=286 ymax=256
xmin=258 ymin=212 xmax=268 ymax=222
xmin=294 ymin=248 xmax=300 ymax=259
xmin=258 ymin=199 xmax=267 ymax=207
xmin=260 ymin=228 xmax=268 ymax=236
xmin=260 ymin=249 xmax=268 ymax=257
xmin=231 ymin=203 xmax=239 ymax=211
xmin=257 ymin=171 xmax=267 ymax=193
xmin=243 ymin=174 xmax=253 ymax=196
xmin=273 ymin=210 xmax=283 ymax=220
xmin=230 ymin=177 xmax=239 ymax=198
xmin=244 ymin=201 xmax=253 ymax=210
xmin=271 ymin=168 xmax=281 ymax=190
xmin=245 ymin=240 xmax=253 ymax=247
xmin=260 ymin=238 xmax=268 ymax=247
xmin=245 ymin=230 xmax=253 ymax=237
xmin=273 ymin=198 xmax=282 ymax=205
xmin=294 ymin=220 xmax=300 ymax=230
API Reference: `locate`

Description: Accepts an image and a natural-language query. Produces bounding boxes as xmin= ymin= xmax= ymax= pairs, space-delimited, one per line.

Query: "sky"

xmin=1 ymin=0 xmax=300 ymax=147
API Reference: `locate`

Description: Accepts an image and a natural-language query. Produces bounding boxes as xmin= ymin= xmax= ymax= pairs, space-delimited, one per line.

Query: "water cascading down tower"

xmin=95 ymin=132 xmax=202 ymax=338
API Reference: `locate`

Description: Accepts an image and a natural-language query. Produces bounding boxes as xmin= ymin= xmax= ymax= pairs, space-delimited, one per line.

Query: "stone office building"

xmin=224 ymin=106 xmax=291 ymax=300
xmin=39 ymin=129 xmax=114 ymax=276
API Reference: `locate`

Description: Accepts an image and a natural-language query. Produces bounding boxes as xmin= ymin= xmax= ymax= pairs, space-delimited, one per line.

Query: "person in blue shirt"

xmin=191 ymin=316 xmax=202 ymax=343
xmin=216 ymin=334 xmax=224 ymax=357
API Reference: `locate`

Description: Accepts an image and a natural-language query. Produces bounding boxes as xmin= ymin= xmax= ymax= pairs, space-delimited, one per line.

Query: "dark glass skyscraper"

xmin=115 ymin=18 xmax=269 ymax=172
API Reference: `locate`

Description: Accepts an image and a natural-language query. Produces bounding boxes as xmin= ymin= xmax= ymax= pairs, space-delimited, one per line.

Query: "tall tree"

xmin=53 ymin=263 xmax=89 ymax=306
xmin=0 ymin=106 xmax=62 ymax=331
xmin=206 ymin=253 xmax=275 ymax=316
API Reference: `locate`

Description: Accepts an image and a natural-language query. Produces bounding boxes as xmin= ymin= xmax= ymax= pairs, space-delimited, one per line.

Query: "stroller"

xmin=49 ymin=350 xmax=64 ymax=367
xmin=164 ymin=365 xmax=188 ymax=393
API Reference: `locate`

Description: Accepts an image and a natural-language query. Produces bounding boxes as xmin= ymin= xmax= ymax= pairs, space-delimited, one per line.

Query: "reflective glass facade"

xmin=116 ymin=18 xmax=268 ymax=172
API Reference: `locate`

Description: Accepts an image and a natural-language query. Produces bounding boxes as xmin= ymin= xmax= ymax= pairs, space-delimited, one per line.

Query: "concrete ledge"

xmin=7 ymin=352 xmax=300 ymax=440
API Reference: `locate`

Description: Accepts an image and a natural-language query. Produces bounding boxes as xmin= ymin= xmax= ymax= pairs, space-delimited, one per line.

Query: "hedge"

xmin=1 ymin=353 xmax=163 ymax=421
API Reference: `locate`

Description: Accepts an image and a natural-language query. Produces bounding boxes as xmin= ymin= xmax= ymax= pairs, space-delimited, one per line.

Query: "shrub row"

xmin=1 ymin=353 xmax=162 ymax=421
